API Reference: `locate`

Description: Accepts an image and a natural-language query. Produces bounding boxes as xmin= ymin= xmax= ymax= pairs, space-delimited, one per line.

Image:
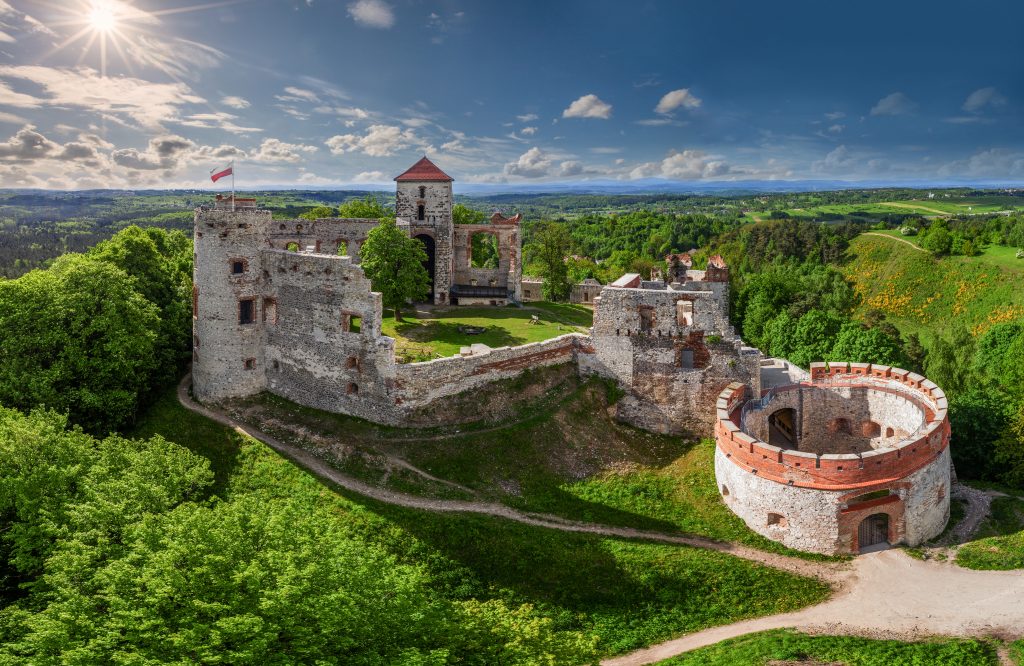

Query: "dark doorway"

xmin=858 ymin=513 xmax=890 ymax=551
xmin=768 ymin=408 xmax=797 ymax=449
xmin=414 ymin=234 xmax=435 ymax=303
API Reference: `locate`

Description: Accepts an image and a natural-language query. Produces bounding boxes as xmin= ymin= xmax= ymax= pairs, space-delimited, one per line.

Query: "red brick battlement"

xmin=714 ymin=362 xmax=950 ymax=491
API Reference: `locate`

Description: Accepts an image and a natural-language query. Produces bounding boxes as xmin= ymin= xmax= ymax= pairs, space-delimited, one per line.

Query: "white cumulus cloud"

xmin=326 ymin=124 xmax=422 ymax=157
xmin=562 ymin=94 xmax=612 ymax=119
xmin=654 ymin=88 xmax=702 ymax=114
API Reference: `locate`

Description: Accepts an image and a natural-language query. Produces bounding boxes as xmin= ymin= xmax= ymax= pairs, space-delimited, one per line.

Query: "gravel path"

xmin=603 ymin=549 xmax=1024 ymax=665
xmin=178 ymin=376 xmax=1024 ymax=665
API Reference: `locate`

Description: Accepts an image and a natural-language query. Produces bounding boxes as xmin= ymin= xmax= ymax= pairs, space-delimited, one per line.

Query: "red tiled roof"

xmin=394 ymin=156 xmax=454 ymax=182
xmin=708 ymin=254 xmax=727 ymax=269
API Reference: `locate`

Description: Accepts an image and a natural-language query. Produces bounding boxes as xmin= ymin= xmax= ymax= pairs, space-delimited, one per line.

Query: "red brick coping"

xmin=715 ymin=362 xmax=950 ymax=491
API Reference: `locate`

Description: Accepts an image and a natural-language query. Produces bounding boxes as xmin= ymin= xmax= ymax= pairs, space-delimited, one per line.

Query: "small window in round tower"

xmin=767 ymin=513 xmax=788 ymax=528
xmin=721 ymin=484 xmax=730 ymax=496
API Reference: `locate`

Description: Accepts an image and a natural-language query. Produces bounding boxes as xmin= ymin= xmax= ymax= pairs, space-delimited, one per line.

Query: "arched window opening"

xmin=418 ymin=185 xmax=426 ymax=198
xmin=417 ymin=204 xmax=425 ymax=221
xmin=767 ymin=513 xmax=788 ymax=528
xmin=885 ymin=426 xmax=895 ymax=438
xmin=337 ymin=240 xmax=348 ymax=256
xmin=231 ymin=260 xmax=245 ymax=274
xmin=286 ymin=241 xmax=299 ymax=252
xmin=346 ymin=383 xmax=359 ymax=395
xmin=861 ymin=420 xmax=881 ymax=438
xmin=721 ymin=485 xmax=730 ymax=496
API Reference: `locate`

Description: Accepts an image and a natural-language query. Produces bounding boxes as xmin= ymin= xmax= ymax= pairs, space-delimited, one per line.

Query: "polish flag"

xmin=210 ymin=163 xmax=233 ymax=183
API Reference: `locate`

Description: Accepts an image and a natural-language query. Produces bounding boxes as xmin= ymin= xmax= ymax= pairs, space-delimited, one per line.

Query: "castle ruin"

xmin=191 ymin=157 xmax=951 ymax=555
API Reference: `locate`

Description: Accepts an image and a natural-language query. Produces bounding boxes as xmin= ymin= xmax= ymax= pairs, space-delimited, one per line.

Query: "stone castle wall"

xmin=585 ymin=277 xmax=762 ymax=436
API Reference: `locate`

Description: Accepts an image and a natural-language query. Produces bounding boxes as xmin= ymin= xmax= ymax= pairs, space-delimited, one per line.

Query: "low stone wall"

xmin=393 ymin=333 xmax=591 ymax=411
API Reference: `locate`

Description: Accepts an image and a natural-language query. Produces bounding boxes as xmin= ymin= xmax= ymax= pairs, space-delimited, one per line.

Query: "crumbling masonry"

xmin=192 ymin=157 xmax=950 ymax=555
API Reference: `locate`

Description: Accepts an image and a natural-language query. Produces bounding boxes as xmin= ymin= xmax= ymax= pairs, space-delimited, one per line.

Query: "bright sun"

xmin=87 ymin=3 xmax=118 ymax=32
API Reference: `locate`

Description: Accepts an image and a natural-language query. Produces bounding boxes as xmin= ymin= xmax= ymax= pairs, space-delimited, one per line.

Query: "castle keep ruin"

xmin=192 ymin=157 xmax=951 ymax=555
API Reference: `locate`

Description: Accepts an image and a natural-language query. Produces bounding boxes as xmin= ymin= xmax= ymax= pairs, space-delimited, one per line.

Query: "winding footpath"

xmin=861 ymin=231 xmax=930 ymax=253
xmin=177 ymin=376 xmax=1024 ymax=665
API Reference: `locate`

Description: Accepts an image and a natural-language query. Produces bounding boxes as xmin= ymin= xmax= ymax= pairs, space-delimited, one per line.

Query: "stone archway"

xmin=413 ymin=233 xmax=435 ymax=303
xmin=858 ymin=513 xmax=890 ymax=551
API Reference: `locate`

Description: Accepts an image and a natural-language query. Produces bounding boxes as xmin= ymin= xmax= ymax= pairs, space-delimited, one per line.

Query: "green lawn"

xmin=381 ymin=303 xmax=592 ymax=362
xmin=844 ymin=233 xmax=1024 ymax=343
xmin=133 ymin=388 xmax=829 ymax=660
xmin=655 ymin=629 xmax=999 ymax=665
xmin=228 ymin=375 xmax=838 ymax=561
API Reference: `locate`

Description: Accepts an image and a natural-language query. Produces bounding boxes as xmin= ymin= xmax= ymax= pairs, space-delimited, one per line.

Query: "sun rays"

xmin=35 ymin=0 xmax=245 ymax=77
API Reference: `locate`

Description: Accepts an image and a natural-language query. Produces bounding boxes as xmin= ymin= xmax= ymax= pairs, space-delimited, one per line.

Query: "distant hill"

xmin=844 ymin=232 xmax=1024 ymax=344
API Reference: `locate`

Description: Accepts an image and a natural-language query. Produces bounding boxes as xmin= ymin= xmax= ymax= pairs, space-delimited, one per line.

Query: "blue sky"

xmin=0 ymin=0 xmax=1022 ymax=189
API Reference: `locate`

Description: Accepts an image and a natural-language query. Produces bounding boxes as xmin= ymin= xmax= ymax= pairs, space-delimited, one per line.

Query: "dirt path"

xmin=942 ymin=484 xmax=1006 ymax=546
xmin=603 ymin=549 xmax=1024 ymax=664
xmin=178 ymin=376 xmax=1024 ymax=664
xmin=861 ymin=232 xmax=929 ymax=252
xmin=177 ymin=376 xmax=836 ymax=583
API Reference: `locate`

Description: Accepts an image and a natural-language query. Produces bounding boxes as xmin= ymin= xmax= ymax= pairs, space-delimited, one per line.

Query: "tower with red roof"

xmin=394 ymin=157 xmax=454 ymax=304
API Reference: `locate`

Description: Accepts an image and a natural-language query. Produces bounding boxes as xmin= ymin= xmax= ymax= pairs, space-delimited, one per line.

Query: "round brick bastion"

xmin=714 ymin=362 xmax=951 ymax=555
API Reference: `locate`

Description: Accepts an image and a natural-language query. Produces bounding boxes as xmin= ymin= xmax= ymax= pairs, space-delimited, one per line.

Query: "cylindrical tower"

xmin=714 ymin=362 xmax=951 ymax=555
xmin=192 ymin=197 xmax=271 ymax=401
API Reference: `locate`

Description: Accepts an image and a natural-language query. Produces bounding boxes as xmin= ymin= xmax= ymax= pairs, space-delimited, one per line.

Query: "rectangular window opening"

xmin=239 ymin=298 xmax=255 ymax=325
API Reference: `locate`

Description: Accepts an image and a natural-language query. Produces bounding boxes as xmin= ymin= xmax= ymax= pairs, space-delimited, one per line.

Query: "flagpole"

xmin=231 ymin=161 xmax=236 ymax=212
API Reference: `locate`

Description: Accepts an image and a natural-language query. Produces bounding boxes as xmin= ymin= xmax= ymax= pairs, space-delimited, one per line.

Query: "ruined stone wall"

xmin=586 ymin=283 xmax=760 ymax=436
xmin=266 ymin=218 xmax=382 ymax=261
xmin=397 ymin=181 xmax=453 ymax=304
xmin=452 ymin=223 xmax=521 ymax=301
xmin=259 ymin=249 xmax=404 ymax=423
xmin=192 ymin=207 xmax=272 ymax=401
xmin=393 ymin=334 xmax=590 ymax=413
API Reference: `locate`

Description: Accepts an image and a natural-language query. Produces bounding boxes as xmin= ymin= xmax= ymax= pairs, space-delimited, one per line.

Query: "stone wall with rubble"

xmin=713 ymin=363 xmax=951 ymax=554
xmin=583 ymin=279 xmax=761 ymax=436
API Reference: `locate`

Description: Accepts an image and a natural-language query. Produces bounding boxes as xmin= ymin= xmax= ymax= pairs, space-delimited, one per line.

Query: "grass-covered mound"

xmin=656 ymin=629 xmax=999 ymax=665
xmin=844 ymin=233 xmax=1024 ymax=343
xmin=956 ymin=494 xmax=1024 ymax=570
xmin=380 ymin=302 xmax=592 ymax=362
xmin=0 ymin=389 xmax=827 ymax=663
xmin=228 ymin=375 xmax=834 ymax=560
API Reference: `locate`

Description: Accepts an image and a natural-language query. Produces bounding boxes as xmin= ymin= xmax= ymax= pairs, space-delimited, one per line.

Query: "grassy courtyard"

xmin=381 ymin=302 xmax=593 ymax=362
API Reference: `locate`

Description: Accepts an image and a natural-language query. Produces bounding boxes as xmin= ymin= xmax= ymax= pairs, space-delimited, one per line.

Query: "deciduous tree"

xmin=359 ymin=218 xmax=430 ymax=321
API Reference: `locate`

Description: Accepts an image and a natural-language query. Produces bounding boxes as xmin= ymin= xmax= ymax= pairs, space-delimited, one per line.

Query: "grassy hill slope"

xmin=130 ymin=382 xmax=829 ymax=661
xmin=843 ymin=233 xmax=1024 ymax=343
